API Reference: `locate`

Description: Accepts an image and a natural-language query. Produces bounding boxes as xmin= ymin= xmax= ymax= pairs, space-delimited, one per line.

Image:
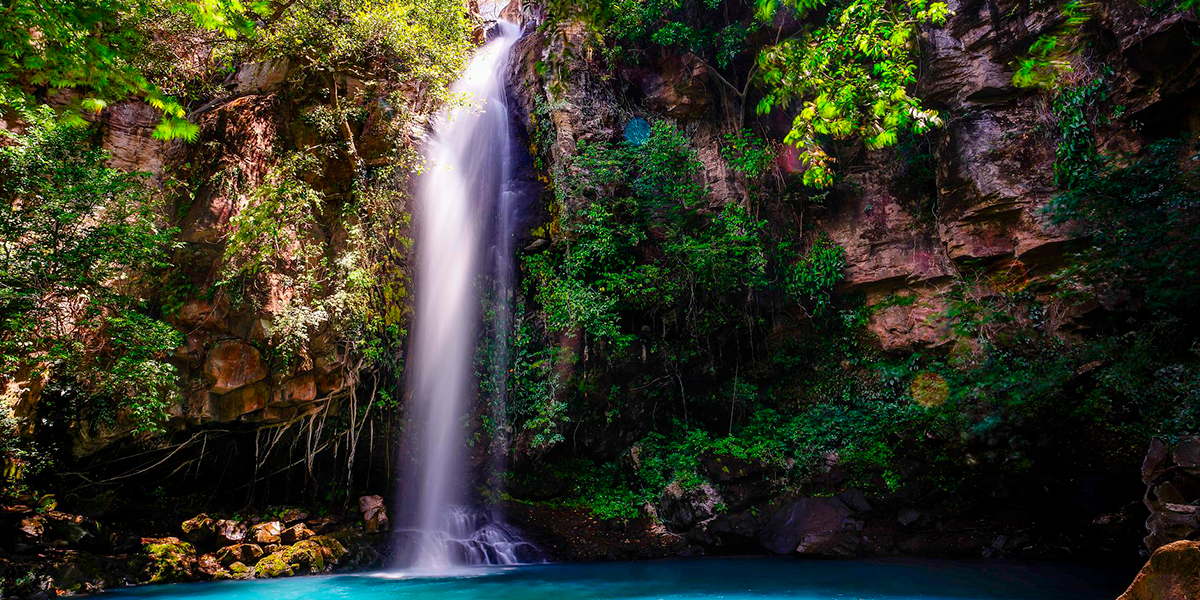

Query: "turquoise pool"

xmin=97 ymin=557 xmax=1131 ymax=600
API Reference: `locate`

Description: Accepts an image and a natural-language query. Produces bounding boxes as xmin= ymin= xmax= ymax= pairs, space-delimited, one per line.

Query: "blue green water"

xmin=99 ymin=558 xmax=1130 ymax=600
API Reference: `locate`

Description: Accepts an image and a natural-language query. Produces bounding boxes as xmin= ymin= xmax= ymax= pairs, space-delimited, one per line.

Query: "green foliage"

xmin=1049 ymin=138 xmax=1200 ymax=315
xmin=782 ymin=235 xmax=846 ymax=313
xmin=721 ymin=130 xmax=777 ymax=179
xmin=526 ymin=122 xmax=783 ymax=353
xmin=0 ymin=0 xmax=260 ymax=140
xmin=603 ymin=0 xmax=755 ymax=67
xmin=0 ymin=113 xmax=180 ymax=433
xmin=1051 ymin=77 xmax=1108 ymax=188
xmin=254 ymin=0 xmax=473 ymax=104
xmin=756 ymin=0 xmax=948 ymax=187
xmin=224 ymin=152 xmax=325 ymax=280
xmin=1011 ymin=0 xmax=1091 ymax=89
xmin=507 ymin=302 xmax=568 ymax=449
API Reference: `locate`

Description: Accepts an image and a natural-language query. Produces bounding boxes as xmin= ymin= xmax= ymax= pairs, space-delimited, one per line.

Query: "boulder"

xmin=216 ymin=383 xmax=269 ymax=421
xmin=180 ymin=514 xmax=216 ymax=546
xmin=215 ymin=543 xmax=263 ymax=567
xmin=195 ymin=553 xmax=228 ymax=579
xmin=1141 ymin=437 xmax=1200 ymax=550
xmin=213 ymin=519 xmax=247 ymax=546
xmin=204 ymin=340 xmax=269 ymax=394
xmin=657 ymin=481 xmax=722 ymax=532
xmin=141 ymin=537 xmax=197 ymax=583
xmin=277 ymin=508 xmax=309 ymax=524
xmin=280 ymin=523 xmax=314 ymax=545
xmin=274 ymin=374 xmax=317 ymax=407
xmin=1119 ymin=540 xmax=1200 ymax=600
xmin=254 ymin=535 xmax=348 ymax=578
xmin=358 ymin=495 xmax=390 ymax=534
xmin=45 ymin=512 xmax=112 ymax=551
xmin=251 ymin=521 xmax=283 ymax=544
xmin=759 ymin=497 xmax=863 ymax=558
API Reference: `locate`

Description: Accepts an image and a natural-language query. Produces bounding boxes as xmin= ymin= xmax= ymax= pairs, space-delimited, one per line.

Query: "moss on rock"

xmin=253 ymin=534 xmax=348 ymax=578
xmin=253 ymin=553 xmax=295 ymax=578
xmin=142 ymin=537 xmax=196 ymax=583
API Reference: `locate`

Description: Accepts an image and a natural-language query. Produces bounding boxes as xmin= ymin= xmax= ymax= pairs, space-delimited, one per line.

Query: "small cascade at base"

xmin=392 ymin=507 xmax=541 ymax=568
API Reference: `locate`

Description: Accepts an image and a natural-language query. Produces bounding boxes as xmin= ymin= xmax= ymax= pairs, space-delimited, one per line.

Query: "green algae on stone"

xmin=142 ymin=538 xmax=196 ymax=583
xmin=253 ymin=534 xmax=348 ymax=578
xmin=252 ymin=553 xmax=295 ymax=578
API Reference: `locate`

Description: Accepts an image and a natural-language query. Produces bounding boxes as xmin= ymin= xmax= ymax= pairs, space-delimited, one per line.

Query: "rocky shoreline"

xmin=0 ymin=496 xmax=390 ymax=598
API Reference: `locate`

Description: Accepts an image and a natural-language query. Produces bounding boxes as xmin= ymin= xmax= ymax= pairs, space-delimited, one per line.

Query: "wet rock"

xmin=204 ymin=340 xmax=269 ymax=394
xmin=280 ymin=523 xmax=314 ymax=545
xmin=251 ymin=521 xmax=283 ymax=544
xmin=277 ymin=508 xmax=309 ymax=524
xmin=181 ymin=514 xmax=216 ymax=546
xmin=214 ymin=519 xmax=248 ymax=546
xmin=195 ymin=553 xmax=227 ymax=579
xmin=17 ymin=515 xmax=44 ymax=542
xmin=216 ymin=543 xmax=264 ymax=567
xmin=759 ymin=497 xmax=864 ymax=558
xmin=358 ymin=495 xmax=390 ymax=534
xmin=1119 ymin=540 xmax=1200 ymax=600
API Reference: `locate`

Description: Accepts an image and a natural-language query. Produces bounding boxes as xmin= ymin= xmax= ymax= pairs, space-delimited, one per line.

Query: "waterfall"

xmin=392 ymin=19 xmax=537 ymax=571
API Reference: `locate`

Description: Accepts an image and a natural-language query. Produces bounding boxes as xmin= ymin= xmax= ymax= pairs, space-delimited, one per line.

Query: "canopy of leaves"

xmin=253 ymin=0 xmax=473 ymax=102
xmin=0 ymin=0 xmax=265 ymax=140
xmin=756 ymin=0 xmax=948 ymax=187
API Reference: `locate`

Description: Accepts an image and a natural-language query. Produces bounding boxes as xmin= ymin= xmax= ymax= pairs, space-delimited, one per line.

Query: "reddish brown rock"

xmin=101 ymin=101 xmax=169 ymax=175
xmin=280 ymin=523 xmax=314 ymax=545
xmin=204 ymin=340 xmax=269 ymax=394
xmin=216 ymin=384 xmax=269 ymax=421
xmin=358 ymin=495 xmax=390 ymax=534
xmin=215 ymin=543 xmax=263 ymax=567
xmin=213 ymin=519 xmax=247 ymax=546
xmin=181 ymin=514 xmax=216 ymax=546
xmin=275 ymin=374 xmax=317 ymax=407
xmin=251 ymin=521 xmax=284 ymax=544
xmin=1119 ymin=540 xmax=1200 ymax=600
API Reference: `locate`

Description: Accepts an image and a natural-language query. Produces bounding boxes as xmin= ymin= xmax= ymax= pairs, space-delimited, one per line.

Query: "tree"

xmin=0 ymin=110 xmax=181 ymax=433
xmin=0 ymin=0 xmax=264 ymax=140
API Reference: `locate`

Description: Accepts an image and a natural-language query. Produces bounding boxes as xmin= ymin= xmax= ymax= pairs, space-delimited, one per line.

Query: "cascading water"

xmin=393 ymin=19 xmax=537 ymax=571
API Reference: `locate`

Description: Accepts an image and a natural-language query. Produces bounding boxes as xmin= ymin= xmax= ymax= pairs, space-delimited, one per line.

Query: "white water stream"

xmin=393 ymin=20 xmax=536 ymax=570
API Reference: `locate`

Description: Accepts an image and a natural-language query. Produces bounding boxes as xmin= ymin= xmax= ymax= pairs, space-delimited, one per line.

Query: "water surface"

xmin=100 ymin=557 xmax=1130 ymax=600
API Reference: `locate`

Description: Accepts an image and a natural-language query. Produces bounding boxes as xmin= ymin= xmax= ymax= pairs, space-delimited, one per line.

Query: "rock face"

xmin=759 ymin=497 xmax=864 ymax=558
xmin=1141 ymin=438 xmax=1200 ymax=551
xmin=204 ymin=340 xmax=269 ymax=395
xmin=1119 ymin=540 xmax=1200 ymax=600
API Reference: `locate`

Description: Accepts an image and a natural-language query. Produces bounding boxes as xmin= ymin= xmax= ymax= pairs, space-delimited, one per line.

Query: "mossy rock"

xmin=142 ymin=537 xmax=197 ymax=583
xmin=253 ymin=535 xmax=348 ymax=578
xmin=252 ymin=553 xmax=295 ymax=578
xmin=228 ymin=562 xmax=252 ymax=579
